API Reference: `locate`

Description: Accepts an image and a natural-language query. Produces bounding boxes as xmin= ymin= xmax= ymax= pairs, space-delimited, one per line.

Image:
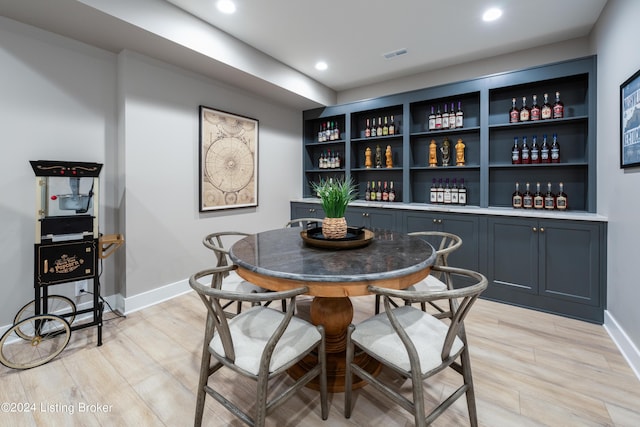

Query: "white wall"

xmin=592 ymin=0 xmax=640 ymax=371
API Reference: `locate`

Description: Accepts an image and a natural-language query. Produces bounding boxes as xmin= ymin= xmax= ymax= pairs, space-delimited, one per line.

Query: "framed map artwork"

xmin=199 ymin=106 xmax=258 ymax=211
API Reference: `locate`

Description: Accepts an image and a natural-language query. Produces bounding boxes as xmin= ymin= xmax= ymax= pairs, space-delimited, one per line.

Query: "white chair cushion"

xmin=197 ymin=270 xmax=266 ymax=293
xmin=351 ymin=306 xmax=463 ymax=374
xmin=210 ymin=306 xmax=321 ymax=376
xmin=406 ymin=274 xmax=447 ymax=292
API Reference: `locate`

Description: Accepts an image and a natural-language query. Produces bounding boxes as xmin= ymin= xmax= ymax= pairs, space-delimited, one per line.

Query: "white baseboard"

xmin=118 ymin=278 xmax=191 ymax=315
xmin=604 ymin=310 xmax=640 ymax=381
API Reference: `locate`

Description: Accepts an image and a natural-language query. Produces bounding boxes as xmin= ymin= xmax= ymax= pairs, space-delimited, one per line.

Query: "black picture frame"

xmin=198 ymin=106 xmax=259 ymax=211
xmin=620 ymin=68 xmax=640 ymax=168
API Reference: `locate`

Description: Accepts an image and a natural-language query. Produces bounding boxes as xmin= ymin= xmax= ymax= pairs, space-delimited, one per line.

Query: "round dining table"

xmin=229 ymin=226 xmax=435 ymax=392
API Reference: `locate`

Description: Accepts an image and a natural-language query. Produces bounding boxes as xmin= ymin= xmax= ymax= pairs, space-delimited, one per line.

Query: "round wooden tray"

xmin=300 ymin=227 xmax=374 ymax=250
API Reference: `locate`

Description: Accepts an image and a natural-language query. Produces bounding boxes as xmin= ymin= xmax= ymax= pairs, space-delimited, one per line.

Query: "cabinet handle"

xmin=362 ymin=212 xmax=369 ymax=217
xmin=309 ymin=208 xmax=315 ymax=213
xmin=540 ymin=227 xmax=545 ymax=232
xmin=532 ymin=227 xmax=537 ymax=232
xmin=439 ymin=219 xmax=442 ymax=224
xmin=433 ymin=219 xmax=438 ymax=224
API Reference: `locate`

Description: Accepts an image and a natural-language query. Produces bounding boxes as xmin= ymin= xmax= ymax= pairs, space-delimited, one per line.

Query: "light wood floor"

xmin=1 ymin=292 xmax=639 ymax=426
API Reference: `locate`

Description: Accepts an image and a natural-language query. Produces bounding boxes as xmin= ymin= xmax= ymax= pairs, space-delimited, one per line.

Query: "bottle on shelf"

xmin=436 ymin=178 xmax=445 ymax=204
xmin=428 ymin=106 xmax=436 ymax=131
xmin=512 ymin=182 xmax=523 ymax=208
xmin=365 ymin=181 xmax=371 ymax=201
xmin=430 ymin=178 xmax=437 ymax=204
xmin=533 ymin=182 xmax=544 ymax=209
xmin=540 ymin=134 xmax=551 ymax=163
xmin=520 ymin=96 xmax=531 ymax=122
xmin=371 ymin=118 xmax=377 ymax=137
xmin=327 ymin=149 xmax=334 ymax=168
xmin=512 ymin=137 xmax=521 ymax=164
xmin=530 ymin=95 xmax=541 ymax=121
xmin=335 ymin=152 xmax=341 ymax=168
xmin=521 ymin=136 xmax=531 ymax=164
xmin=382 ymin=181 xmax=389 ymax=201
xmin=544 ymin=182 xmax=556 ymax=210
xmin=333 ymin=121 xmax=340 ymax=140
xmin=382 ymin=117 xmax=389 ymax=136
xmin=365 ymin=118 xmax=371 ymax=138
xmin=376 ymin=180 xmax=383 ymax=201
xmin=443 ymin=178 xmax=452 ymax=204
xmin=389 ymin=116 xmax=395 ymax=135
xmin=522 ymin=182 xmax=533 ymax=209
xmin=449 ymin=103 xmax=456 ymax=129
xmin=458 ymin=178 xmax=467 ymax=205
xmin=370 ymin=181 xmax=377 ymax=201
xmin=451 ymin=178 xmax=459 ymax=204
xmin=318 ymin=123 xmax=324 ymax=142
xmin=442 ymin=104 xmax=449 ymax=129
xmin=551 ymin=133 xmax=560 ymax=163
xmin=325 ymin=121 xmax=331 ymax=141
xmin=435 ymin=105 xmax=443 ymax=129
xmin=553 ymin=91 xmax=564 ymax=119
xmin=456 ymin=101 xmax=464 ymax=128
xmin=377 ymin=117 xmax=383 ymax=136
xmin=541 ymin=93 xmax=552 ymax=120
xmin=530 ymin=135 xmax=540 ymax=164
xmin=556 ymin=182 xmax=568 ymax=210
xmin=510 ymin=97 xmax=520 ymax=123
xmin=389 ymin=181 xmax=396 ymax=202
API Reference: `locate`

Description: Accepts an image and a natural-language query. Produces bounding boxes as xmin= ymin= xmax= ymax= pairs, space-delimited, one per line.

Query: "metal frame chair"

xmin=375 ymin=231 xmax=463 ymax=315
xmin=190 ymin=266 xmax=328 ymax=427
xmin=346 ymin=265 xmax=487 ymax=427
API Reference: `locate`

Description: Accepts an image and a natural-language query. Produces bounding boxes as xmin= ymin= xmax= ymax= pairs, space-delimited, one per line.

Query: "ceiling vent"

xmin=383 ymin=48 xmax=408 ymax=60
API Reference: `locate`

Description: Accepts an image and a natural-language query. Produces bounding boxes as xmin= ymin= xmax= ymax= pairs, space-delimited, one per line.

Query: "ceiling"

xmin=1 ymin=0 xmax=608 ymax=108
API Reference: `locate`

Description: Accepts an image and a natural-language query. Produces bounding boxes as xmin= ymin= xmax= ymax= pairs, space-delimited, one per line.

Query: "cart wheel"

xmin=0 ymin=315 xmax=71 ymax=370
xmin=13 ymin=295 xmax=76 ymax=340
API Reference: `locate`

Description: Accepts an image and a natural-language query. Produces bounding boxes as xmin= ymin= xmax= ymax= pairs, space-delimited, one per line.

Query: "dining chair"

xmin=283 ymin=217 xmax=323 ymax=229
xmin=190 ymin=266 xmax=328 ymax=427
xmin=345 ymin=265 xmax=487 ymax=427
xmin=203 ymin=231 xmax=284 ymax=317
xmin=374 ymin=231 xmax=462 ymax=315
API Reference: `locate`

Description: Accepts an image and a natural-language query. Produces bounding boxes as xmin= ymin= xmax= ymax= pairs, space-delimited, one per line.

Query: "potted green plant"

xmin=311 ymin=177 xmax=358 ymax=239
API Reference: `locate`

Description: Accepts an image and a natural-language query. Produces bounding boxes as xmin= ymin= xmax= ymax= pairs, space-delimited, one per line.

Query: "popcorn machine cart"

xmin=0 ymin=160 xmax=123 ymax=369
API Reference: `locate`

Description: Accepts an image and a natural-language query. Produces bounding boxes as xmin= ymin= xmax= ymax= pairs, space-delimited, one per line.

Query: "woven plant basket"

xmin=322 ymin=217 xmax=348 ymax=239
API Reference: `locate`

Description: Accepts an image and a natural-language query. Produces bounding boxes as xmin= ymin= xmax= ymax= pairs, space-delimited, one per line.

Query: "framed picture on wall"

xmin=620 ymin=68 xmax=640 ymax=168
xmin=199 ymin=106 xmax=258 ymax=211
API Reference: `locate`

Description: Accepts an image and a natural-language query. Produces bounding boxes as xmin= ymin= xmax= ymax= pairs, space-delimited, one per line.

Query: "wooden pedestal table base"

xmin=287 ymin=296 xmax=382 ymax=392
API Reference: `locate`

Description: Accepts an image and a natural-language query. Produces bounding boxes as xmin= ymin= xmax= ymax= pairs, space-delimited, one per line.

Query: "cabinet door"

xmin=345 ymin=207 xmax=396 ymax=230
xmin=539 ymin=220 xmax=601 ymax=306
xmin=290 ymin=202 xmax=324 ymax=219
xmin=486 ymin=216 xmax=539 ymax=295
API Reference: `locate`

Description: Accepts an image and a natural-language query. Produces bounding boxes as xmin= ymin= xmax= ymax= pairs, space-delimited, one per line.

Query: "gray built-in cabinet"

xmin=294 ymin=56 xmax=606 ymax=323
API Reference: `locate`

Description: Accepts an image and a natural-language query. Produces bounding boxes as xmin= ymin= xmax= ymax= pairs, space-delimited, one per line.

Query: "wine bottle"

xmin=530 ymin=94 xmax=541 ymax=121
xmin=365 ymin=180 xmax=371 ymax=201
xmin=382 ymin=117 xmax=389 ymax=136
xmin=318 ymin=124 xmax=324 ymax=142
xmin=521 ymin=136 xmax=530 ymax=164
xmin=458 ymin=178 xmax=467 ymax=205
xmin=540 ymin=134 xmax=551 ymax=163
xmin=541 ymin=93 xmax=552 ymax=120
xmin=377 ymin=117 xmax=383 ymax=137
xmin=512 ymin=182 xmax=523 ymax=208
xmin=544 ymin=182 xmax=555 ymax=210
xmin=365 ymin=118 xmax=371 ymax=138
xmin=376 ymin=180 xmax=382 ymax=201
xmin=430 ymin=178 xmax=437 ymax=204
xmin=553 ymin=91 xmax=564 ymax=119
xmin=389 ymin=181 xmax=396 ymax=202
xmin=523 ymin=182 xmax=533 ymax=209
xmin=510 ymin=97 xmax=520 ymax=123
xmin=512 ymin=137 xmax=521 ymax=164
xmin=325 ymin=121 xmax=331 ymax=141
xmin=530 ymin=135 xmax=540 ymax=164
xmin=556 ymin=182 xmax=568 ymax=210
xmin=435 ymin=105 xmax=443 ymax=129
xmin=436 ymin=178 xmax=444 ymax=204
xmin=451 ymin=178 xmax=459 ymax=204
xmin=449 ymin=102 xmax=456 ymax=129
xmin=551 ymin=133 xmax=560 ymax=163
xmin=428 ymin=106 xmax=436 ymax=131
xmin=370 ymin=181 xmax=377 ymax=201
xmin=371 ymin=118 xmax=377 ymax=137
xmin=456 ymin=101 xmax=464 ymax=128
xmin=389 ymin=115 xmax=395 ymax=135
xmin=533 ymin=182 xmax=544 ymax=209
xmin=442 ymin=103 xmax=449 ymax=129
xmin=334 ymin=121 xmax=340 ymax=140
xmin=382 ymin=181 xmax=389 ymax=201
xmin=520 ymin=96 xmax=531 ymax=122
xmin=443 ymin=178 xmax=452 ymax=204
xmin=335 ymin=152 xmax=341 ymax=169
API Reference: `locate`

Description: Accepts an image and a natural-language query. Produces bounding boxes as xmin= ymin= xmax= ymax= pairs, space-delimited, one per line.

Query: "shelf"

xmin=410 ymin=126 xmax=481 ymax=137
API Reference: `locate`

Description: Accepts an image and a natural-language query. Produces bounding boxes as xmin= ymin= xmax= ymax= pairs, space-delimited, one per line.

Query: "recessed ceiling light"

xmin=217 ymin=0 xmax=236 ymax=14
xmin=315 ymin=61 xmax=328 ymax=71
xmin=482 ymin=7 xmax=502 ymax=22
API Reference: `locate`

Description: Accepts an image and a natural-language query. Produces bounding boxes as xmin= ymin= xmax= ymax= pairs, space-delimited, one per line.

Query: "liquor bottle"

xmin=389 ymin=115 xmax=395 ymax=135
xmin=370 ymin=181 xmax=377 ymax=201
xmin=325 ymin=121 xmax=331 ymax=142
xmin=521 ymin=136 xmax=530 ymax=164
xmin=335 ymin=152 xmax=341 ymax=168
xmin=519 ymin=96 xmax=531 ymax=122
xmin=556 ymin=182 xmax=568 ymax=210
xmin=365 ymin=181 xmax=371 ymax=201
xmin=541 ymin=93 xmax=552 ymax=119
xmin=510 ymin=97 xmax=520 ymax=123
xmin=428 ymin=106 xmax=436 ymax=131
xmin=458 ymin=178 xmax=467 ymax=205
xmin=533 ymin=182 xmax=544 ymax=209
xmin=449 ymin=102 xmax=456 ymax=129
xmin=512 ymin=182 xmax=523 ymax=208
xmin=442 ymin=103 xmax=449 ymax=129
xmin=435 ymin=105 xmax=443 ymax=129
xmin=436 ymin=178 xmax=445 ymax=204
xmin=329 ymin=121 xmax=335 ymax=140
xmin=544 ymin=182 xmax=555 ymax=210
xmin=530 ymin=135 xmax=540 ymax=164
xmin=382 ymin=181 xmax=389 ymax=201
xmin=388 ymin=181 xmax=396 ymax=202
xmin=522 ymin=182 xmax=533 ymax=209
xmin=553 ymin=91 xmax=564 ymax=119
xmin=443 ymin=178 xmax=452 ymax=204
xmin=318 ymin=152 xmax=323 ymax=169
xmin=551 ymin=133 xmax=560 ymax=163
xmin=376 ymin=180 xmax=383 ymax=201
xmin=430 ymin=178 xmax=437 ymax=204
xmin=456 ymin=101 xmax=464 ymax=128
xmin=382 ymin=117 xmax=389 ymax=136
xmin=451 ymin=178 xmax=459 ymax=204
xmin=334 ymin=121 xmax=340 ymax=140
xmin=377 ymin=117 xmax=383 ymax=137
xmin=530 ymin=94 xmax=541 ymax=121
xmin=327 ymin=149 xmax=334 ymax=168
xmin=371 ymin=118 xmax=377 ymax=137
xmin=365 ymin=118 xmax=371 ymax=138
xmin=512 ymin=137 xmax=521 ymax=164
xmin=540 ymin=134 xmax=551 ymax=163
xmin=318 ymin=124 xmax=324 ymax=142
